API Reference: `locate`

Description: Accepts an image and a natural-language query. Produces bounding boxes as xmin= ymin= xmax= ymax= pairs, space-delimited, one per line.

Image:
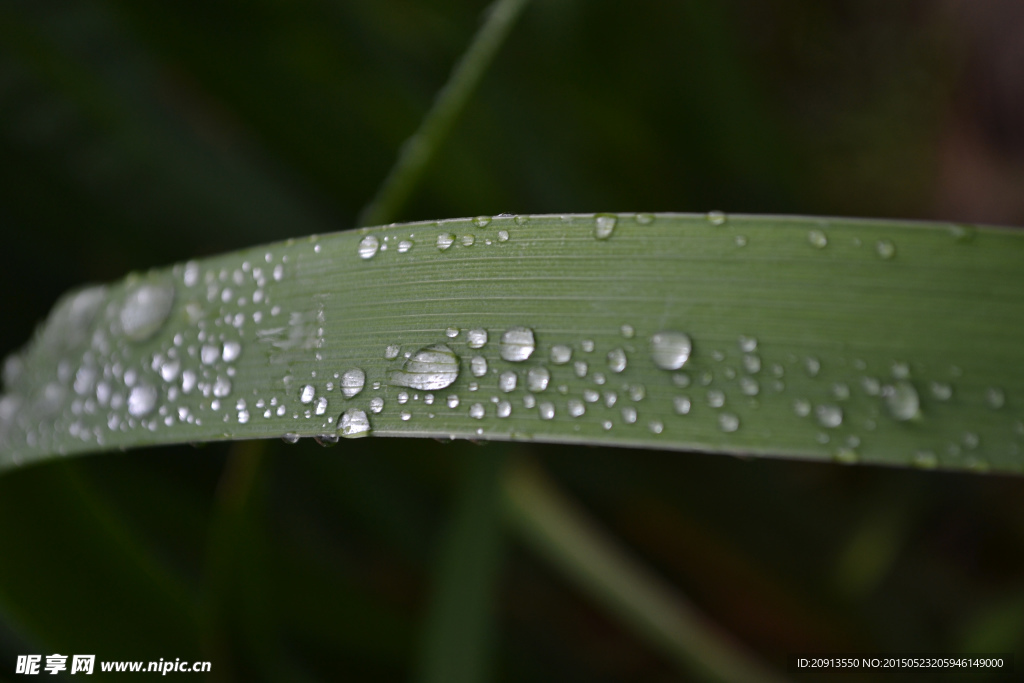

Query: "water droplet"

xmin=201 ymin=344 xmax=220 ymax=365
xmin=127 ymin=384 xmax=157 ymax=417
xmin=673 ymin=396 xmax=691 ymax=415
xmin=718 ymin=412 xmax=740 ymax=432
xmin=672 ymin=373 xmax=691 ymax=388
xmin=499 ymin=371 xmax=517 ymax=392
xmin=636 ymin=213 xmax=655 ymax=225
xmin=740 ymin=377 xmax=759 ymax=396
xmin=738 ymin=335 xmax=758 ymax=353
xmin=300 ymin=385 xmax=315 ymax=404
xmin=497 ymin=230 xmax=509 ymax=242
xmin=444 ymin=327 xmax=459 ymax=339
xmin=832 ymin=382 xmax=850 ymax=400
xmin=437 ymin=233 xmax=455 ymax=251
xmin=500 ymin=327 xmax=535 ymax=362
xmin=358 ymin=235 xmax=379 ymax=260
xmin=962 ymin=431 xmax=980 ymax=449
xmin=620 ymin=324 xmax=635 ymax=339
xmin=473 ymin=215 xmax=492 ymax=228
xmin=620 ymin=406 xmax=637 ymax=424
xmin=567 ymin=399 xmax=585 ymax=417
xmin=815 ymin=404 xmax=843 ymax=428
xmin=213 ymin=376 xmax=232 ymax=398
xmin=793 ymin=399 xmax=811 ymax=417
xmin=804 ymin=357 xmax=821 ymax=377
xmin=861 ymin=377 xmax=881 ymax=396
xmin=370 ymin=397 xmax=384 ymax=413
xmin=282 ymin=433 xmax=300 ymax=444
xmin=833 ymin=448 xmax=859 ymax=465
xmin=648 ymin=420 xmax=664 ymax=434
xmin=912 ymin=450 xmax=938 ymax=469
xmin=447 ymin=395 xmax=460 ymax=409
xmin=808 ymin=229 xmax=828 ymax=248
xmin=467 ymin=328 xmax=488 ymax=349
xmin=884 ymin=381 xmax=919 ymax=421
xmin=338 ymin=408 xmax=371 ymax=438
xmin=461 ymin=234 xmax=475 ymax=247
xmin=469 ymin=403 xmax=485 ymax=419
xmin=497 ymin=400 xmax=512 ymax=418
xmin=573 ymin=361 xmax=588 ymax=378
xmin=181 ymin=370 xmax=197 ymax=394
xmin=706 ymin=211 xmax=726 ymax=226
xmin=527 ymin=367 xmax=550 ymax=392
xmin=315 ymin=396 xmax=328 ymax=416
xmin=400 ymin=411 xmax=411 ymax=421
xmin=607 ymin=348 xmax=628 ymax=373
xmin=384 ymin=344 xmax=400 ymax=360
xmin=742 ymin=355 xmax=761 ymax=374
xmin=948 ymin=224 xmax=976 ymax=243
xmin=594 ymin=214 xmax=617 ymax=239
xmin=471 ymin=356 xmax=488 ymax=377
xmin=875 ymin=239 xmax=896 ymax=260
xmin=539 ymin=402 xmax=555 ymax=420
xmin=397 ymin=391 xmax=409 ymax=404
xmin=627 ymin=384 xmax=646 ymax=401
xmin=398 ymin=240 xmax=413 ymax=254
xmin=734 ymin=235 xmax=747 ymax=247
xmin=390 ymin=344 xmax=460 ymax=390
xmin=986 ymin=387 xmax=1005 ymax=409
xmin=341 ymin=368 xmax=366 ymax=398
xmin=119 ymin=281 xmax=175 ymax=342
xmin=706 ymin=390 xmax=725 ymax=408
xmin=222 ymin=340 xmax=242 ymax=363
xmin=583 ymin=389 xmax=599 ymax=403
xmin=650 ymin=331 xmax=692 ymax=370
xmin=550 ymin=345 xmax=572 ymax=364
xmin=929 ymin=381 xmax=952 ymax=401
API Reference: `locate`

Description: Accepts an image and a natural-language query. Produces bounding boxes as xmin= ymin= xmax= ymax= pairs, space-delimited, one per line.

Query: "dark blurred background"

xmin=1 ymin=0 xmax=1023 ymax=680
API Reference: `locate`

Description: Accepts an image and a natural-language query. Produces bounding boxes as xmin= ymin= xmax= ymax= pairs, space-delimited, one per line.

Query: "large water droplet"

xmin=389 ymin=344 xmax=460 ymax=390
xmin=119 ymin=281 xmax=175 ymax=342
xmin=650 ymin=331 xmax=692 ymax=370
xmin=358 ymin=235 xmax=380 ymax=260
xmin=341 ymin=368 xmax=366 ymax=398
xmin=884 ymin=381 xmax=919 ymax=421
xmin=594 ymin=214 xmax=617 ymax=240
xmin=338 ymin=408 xmax=371 ymax=438
xmin=527 ymin=367 xmax=549 ymax=392
xmin=500 ymin=327 xmax=535 ymax=362
xmin=127 ymin=384 xmax=157 ymax=417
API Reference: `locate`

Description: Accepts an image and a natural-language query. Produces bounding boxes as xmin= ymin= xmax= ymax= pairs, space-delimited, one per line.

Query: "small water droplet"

xmin=384 ymin=344 xmax=400 ymax=360
xmin=913 ymin=450 xmax=938 ymax=469
xmin=621 ymin=406 xmax=637 ymax=424
xmin=620 ymin=324 xmax=635 ymax=339
xmin=833 ymin=448 xmax=859 ymax=465
xmin=397 ymin=391 xmax=409 ymax=404
xmin=793 ymin=399 xmax=811 ymax=417
xmin=861 ymin=377 xmax=881 ymax=396
xmin=607 ymin=348 xmax=628 ymax=373
xmin=390 ymin=344 xmax=460 ymax=390
xmin=628 ymin=384 xmax=646 ymax=401
xmin=527 ymin=367 xmax=550 ymax=392
xmin=370 ymin=397 xmax=384 ymax=413
xmin=539 ymin=402 xmax=555 ymax=420
xmin=222 ymin=340 xmax=242 ymax=363
xmin=706 ymin=211 xmax=726 ymax=226
xmin=300 ymin=385 xmax=315 ymax=404
xmin=832 ymin=383 xmax=850 ymax=400
xmin=594 ymin=214 xmax=617 ymax=239
xmin=718 ymin=412 xmax=740 ymax=432
xmin=740 ymin=377 xmax=759 ymax=396
xmin=948 ymin=224 xmax=976 ymax=243
xmin=648 ymin=420 xmax=664 ymax=434
xmin=672 ymin=373 xmax=691 ymax=388
xmin=447 ymin=395 xmax=460 ymax=409
xmin=282 ymin=433 xmax=300 ymax=444
xmin=583 ymin=389 xmax=599 ymax=403
xmin=815 ymin=404 xmax=843 ymax=428
xmin=499 ymin=371 xmax=517 ymax=392
xmin=925 ymin=381 xmax=951 ymax=401
xmin=742 ymin=355 xmax=761 ymax=374
xmin=550 ymin=345 xmax=572 ymax=364
xmin=986 ymin=387 xmax=1005 ymax=409
xmin=673 ymin=396 xmax=691 ymax=415
xmin=400 ymin=411 xmax=411 ymax=421
xmin=650 ymin=331 xmax=692 ymax=370
xmin=119 ymin=281 xmax=175 ymax=342
xmin=397 ymin=240 xmax=413 ymax=254
xmin=804 ymin=357 xmax=821 ymax=377
xmin=574 ymin=361 xmax=588 ymax=378
xmin=738 ymin=335 xmax=758 ymax=353
xmin=497 ymin=230 xmax=509 ymax=242
xmin=497 ymin=400 xmax=512 ymax=418
xmin=471 ymin=356 xmax=488 ymax=377
xmin=445 ymin=327 xmax=460 ymax=339
xmin=875 ymin=239 xmax=896 ymax=260
xmin=884 ymin=381 xmax=919 ymax=421
xmin=706 ymin=390 xmax=725 ymax=408
xmin=341 ymin=368 xmax=366 ymax=398
xmin=962 ymin=431 xmax=980 ymax=449
xmin=358 ymin=235 xmax=380 ymax=260
xmin=567 ymin=399 xmax=585 ymax=417
xmin=338 ymin=408 xmax=371 ymax=438
xmin=127 ymin=384 xmax=157 ymax=417
xmin=500 ymin=327 xmax=535 ymax=362
xmin=473 ymin=215 xmax=492 ymax=228
xmin=437 ymin=233 xmax=455 ymax=251
xmin=636 ymin=213 xmax=655 ymax=225
xmin=808 ymin=229 xmax=828 ymax=248
xmin=735 ymin=235 xmax=747 ymax=247
xmin=469 ymin=403 xmax=485 ymax=419
xmin=461 ymin=234 xmax=475 ymax=247
xmin=313 ymin=396 xmax=327 ymax=416
xmin=201 ymin=344 xmax=220 ymax=365
xmin=213 ymin=376 xmax=232 ymax=398
xmin=467 ymin=329 xmax=488 ymax=348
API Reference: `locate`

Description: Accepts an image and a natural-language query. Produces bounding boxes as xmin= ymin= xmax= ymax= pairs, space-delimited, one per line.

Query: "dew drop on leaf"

xmin=650 ymin=331 xmax=692 ymax=370
xmin=500 ymin=327 xmax=535 ymax=362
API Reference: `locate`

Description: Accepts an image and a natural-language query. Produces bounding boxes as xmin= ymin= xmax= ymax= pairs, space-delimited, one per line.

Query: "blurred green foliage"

xmin=1 ymin=0 xmax=1023 ymax=680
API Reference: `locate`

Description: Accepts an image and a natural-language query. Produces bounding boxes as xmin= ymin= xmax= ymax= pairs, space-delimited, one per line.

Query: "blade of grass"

xmin=415 ymin=449 xmax=507 ymax=683
xmin=1 ymin=213 xmax=1022 ymax=473
xmin=502 ymin=458 xmax=787 ymax=683
xmin=357 ymin=0 xmax=531 ymax=227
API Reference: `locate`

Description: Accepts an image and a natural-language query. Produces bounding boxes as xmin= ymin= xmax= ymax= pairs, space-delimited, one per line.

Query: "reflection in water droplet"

xmin=437 ymin=233 xmax=455 ymax=251
xmin=341 ymin=369 xmax=366 ymax=398
xmin=650 ymin=331 xmax=692 ymax=370
xmin=467 ymin=329 xmax=488 ymax=348
xmin=607 ymin=348 xmax=628 ymax=373
xmin=119 ymin=282 xmax=175 ymax=342
xmin=594 ymin=214 xmax=617 ymax=240
xmin=358 ymin=235 xmax=380 ymax=260
xmin=673 ymin=396 xmax=691 ymax=415
xmin=808 ymin=229 xmax=827 ymax=248
xmin=884 ymin=381 xmax=919 ymax=421
xmin=550 ymin=345 xmax=572 ymax=364
xmin=527 ymin=367 xmax=549 ymax=392
xmin=339 ymin=408 xmax=371 ymax=438
xmin=128 ymin=384 xmax=157 ymax=417
xmin=815 ymin=404 xmax=843 ymax=428
xmin=499 ymin=371 xmax=517 ymax=393
xmin=875 ymin=240 xmax=896 ymax=260
xmin=718 ymin=412 xmax=740 ymax=432
xmin=500 ymin=327 xmax=535 ymax=362
xmin=390 ymin=344 xmax=460 ymax=390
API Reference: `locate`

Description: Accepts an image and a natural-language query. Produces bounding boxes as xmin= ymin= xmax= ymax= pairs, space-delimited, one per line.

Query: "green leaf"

xmin=2 ymin=213 xmax=1022 ymax=473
